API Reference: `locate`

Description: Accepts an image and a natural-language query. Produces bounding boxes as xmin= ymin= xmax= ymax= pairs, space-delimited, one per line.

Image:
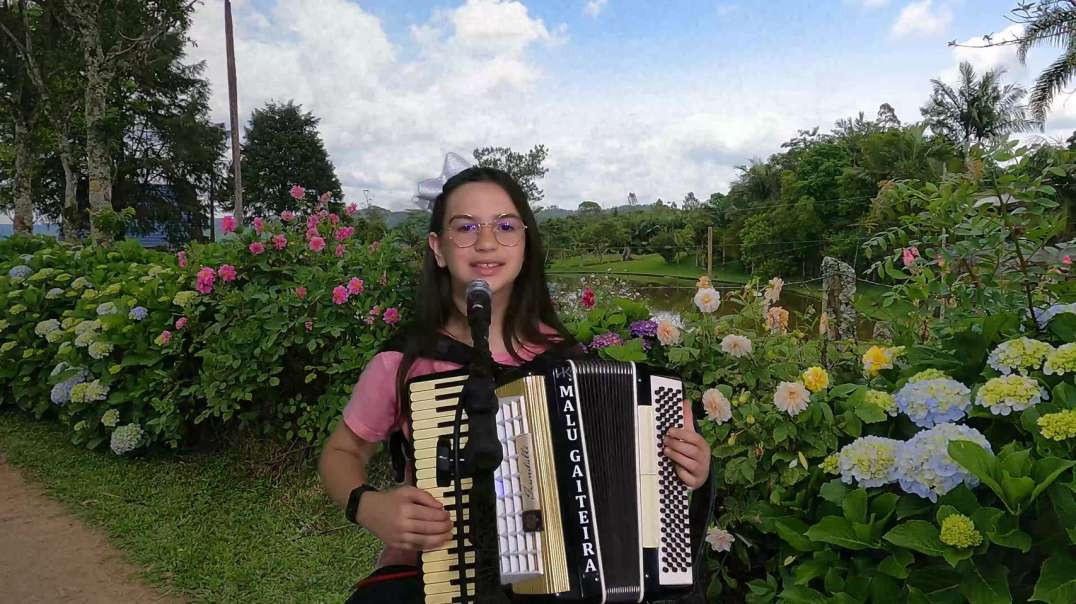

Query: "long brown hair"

xmin=393 ymin=166 xmax=576 ymax=424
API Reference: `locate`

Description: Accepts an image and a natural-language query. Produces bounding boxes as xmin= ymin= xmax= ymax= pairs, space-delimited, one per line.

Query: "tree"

xmin=224 ymin=101 xmax=342 ymax=218
xmin=577 ymin=200 xmax=601 ymax=214
xmin=877 ymin=103 xmax=901 ymax=129
xmin=0 ymin=0 xmax=39 ymax=235
xmin=57 ymin=0 xmax=198 ymax=244
xmin=472 ymin=144 xmax=549 ymax=203
xmin=920 ymin=61 xmax=1039 ymax=159
xmin=682 ymin=191 xmax=700 ymax=210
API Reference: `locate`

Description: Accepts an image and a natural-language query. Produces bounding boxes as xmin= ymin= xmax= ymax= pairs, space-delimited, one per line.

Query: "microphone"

xmin=466 ymin=280 xmax=492 ymax=326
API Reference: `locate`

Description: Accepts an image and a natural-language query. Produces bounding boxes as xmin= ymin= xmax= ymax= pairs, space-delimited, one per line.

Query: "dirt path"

xmin=0 ymin=456 xmax=183 ymax=604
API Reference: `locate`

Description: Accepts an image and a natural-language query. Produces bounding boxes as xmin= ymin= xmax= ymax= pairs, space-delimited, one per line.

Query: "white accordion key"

xmin=494 ymin=395 xmax=543 ymax=585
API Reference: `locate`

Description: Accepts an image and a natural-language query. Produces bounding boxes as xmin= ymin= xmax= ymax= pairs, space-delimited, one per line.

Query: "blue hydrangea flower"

xmin=837 ymin=436 xmax=901 ymax=487
xmin=975 ymin=375 xmax=1048 ymax=416
xmin=45 ymin=287 xmax=64 ymax=299
xmin=1031 ymin=302 xmax=1076 ymax=329
xmin=894 ymin=423 xmax=991 ymax=502
xmin=95 ymin=302 xmax=118 ymax=316
xmin=128 ymin=306 xmax=148 ymax=321
xmin=894 ymin=378 xmax=971 ymax=428
xmin=49 ymin=368 xmax=88 ymax=406
xmin=110 ymin=423 xmax=143 ymax=455
xmin=8 ymin=265 xmax=31 ymax=280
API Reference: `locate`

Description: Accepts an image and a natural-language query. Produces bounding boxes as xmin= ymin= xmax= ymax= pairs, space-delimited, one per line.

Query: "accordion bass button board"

xmin=408 ymin=361 xmax=694 ymax=603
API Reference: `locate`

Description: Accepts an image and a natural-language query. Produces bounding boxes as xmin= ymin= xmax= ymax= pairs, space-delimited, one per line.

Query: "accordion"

xmin=408 ymin=358 xmax=695 ymax=603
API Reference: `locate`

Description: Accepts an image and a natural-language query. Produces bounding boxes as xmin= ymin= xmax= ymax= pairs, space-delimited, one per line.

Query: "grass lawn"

xmin=0 ymin=410 xmax=386 ymax=603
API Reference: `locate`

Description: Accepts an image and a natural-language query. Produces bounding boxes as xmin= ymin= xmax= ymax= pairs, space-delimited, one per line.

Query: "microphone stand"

xmin=451 ymin=281 xmax=503 ymax=603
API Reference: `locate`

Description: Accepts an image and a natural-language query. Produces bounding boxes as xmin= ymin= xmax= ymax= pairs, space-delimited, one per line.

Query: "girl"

xmin=318 ymin=164 xmax=712 ymax=603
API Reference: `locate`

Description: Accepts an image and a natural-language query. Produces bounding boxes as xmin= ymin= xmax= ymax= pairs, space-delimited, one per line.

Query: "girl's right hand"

xmin=357 ymin=486 xmax=454 ymax=551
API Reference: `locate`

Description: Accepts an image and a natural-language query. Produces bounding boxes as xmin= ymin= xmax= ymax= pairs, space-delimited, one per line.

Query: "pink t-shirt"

xmin=342 ymin=335 xmax=554 ymax=568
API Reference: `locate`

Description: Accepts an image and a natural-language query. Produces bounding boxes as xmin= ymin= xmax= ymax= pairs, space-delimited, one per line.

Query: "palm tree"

xmin=1012 ymin=1 xmax=1076 ymax=122
xmin=920 ymin=61 xmax=1040 ymax=160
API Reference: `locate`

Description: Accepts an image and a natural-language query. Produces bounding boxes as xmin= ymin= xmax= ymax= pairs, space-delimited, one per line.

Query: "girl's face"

xmin=428 ymin=181 xmax=527 ymax=300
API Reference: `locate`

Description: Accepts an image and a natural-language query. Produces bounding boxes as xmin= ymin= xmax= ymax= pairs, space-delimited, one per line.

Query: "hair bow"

xmin=413 ymin=152 xmax=474 ymax=210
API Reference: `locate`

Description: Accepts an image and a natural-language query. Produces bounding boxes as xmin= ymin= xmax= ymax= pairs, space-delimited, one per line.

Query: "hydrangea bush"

xmin=0 ymin=202 xmax=417 ymax=452
xmin=562 ymin=272 xmax=1076 ymax=603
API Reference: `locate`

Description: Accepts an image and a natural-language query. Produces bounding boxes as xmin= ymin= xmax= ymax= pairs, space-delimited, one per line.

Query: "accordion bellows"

xmin=409 ymin=359 xmax=694 ymax=603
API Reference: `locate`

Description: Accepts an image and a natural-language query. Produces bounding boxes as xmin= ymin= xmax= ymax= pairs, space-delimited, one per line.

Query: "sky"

xmin=9 ymin=0 xmax=1076 ymax=223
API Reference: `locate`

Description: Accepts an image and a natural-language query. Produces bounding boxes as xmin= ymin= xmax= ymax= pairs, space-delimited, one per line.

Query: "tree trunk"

xmin=12 ymin=111 xmax=34 ymax=235
xmin=74 ymin=2 xmax=113 ymax=245
xmin=59 ymin=138 xmax=79 ymax=242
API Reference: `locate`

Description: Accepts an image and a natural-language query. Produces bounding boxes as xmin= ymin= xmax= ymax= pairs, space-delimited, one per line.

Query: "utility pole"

xmin=707 ymin=226 xmax=713 ymax=277
xmin=225 ymin=0 xmax=243 ymax=222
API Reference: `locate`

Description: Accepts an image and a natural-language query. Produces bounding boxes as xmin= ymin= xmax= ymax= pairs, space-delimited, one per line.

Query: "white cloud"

xmin=584 ymin=0 xmax=608 ymax=17
xmin=891 ymin=0 xmax=952 ymax=38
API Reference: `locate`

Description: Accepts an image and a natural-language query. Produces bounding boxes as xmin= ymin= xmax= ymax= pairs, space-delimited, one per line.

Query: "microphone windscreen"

xmin=466 ymin=279 xmax=492 ymax=301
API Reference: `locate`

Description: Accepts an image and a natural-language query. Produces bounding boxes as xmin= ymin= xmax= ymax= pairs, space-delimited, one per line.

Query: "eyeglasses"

xmin=446 ymin=215 xmax=527 ymax=248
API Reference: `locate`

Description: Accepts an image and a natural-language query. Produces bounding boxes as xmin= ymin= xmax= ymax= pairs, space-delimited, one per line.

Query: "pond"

xmin=548 ymin=273 xmax=877 ymax=339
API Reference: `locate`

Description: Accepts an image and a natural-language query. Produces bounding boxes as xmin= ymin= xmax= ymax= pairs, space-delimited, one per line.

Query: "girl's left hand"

xmin=663 ymin=399 xmax=711 ymax=490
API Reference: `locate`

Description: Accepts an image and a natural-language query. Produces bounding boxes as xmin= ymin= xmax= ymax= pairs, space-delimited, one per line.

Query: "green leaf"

xmin=879 ymin=549 xmax=914 ymax=579
xmin=1030 ymin=457 xmax=1076 ymax=505
xmin=1046 ymin=308 xmax=1076 ymax=342
xmin=806 ymin=516 xmax=877 ymax=550
xmin=843 ymin=488 xmax=868 ymax=524
xmin=870 ymin=492 xmax=900 ymax=524
xmin=949 ymin=441 xmax=1008 ymax=510
xmin=778 ymin=585 xmax=828 ymax=603
xmin=774 ymin=519 xmax=819 ymax=552
xmin=854 ymin=402 xmax=888 ymax=424
xmin=829 ymin=383 xmax=860 ymax=398
xmin=998 ymin=472 xmax=1035 ymax=511
xmin=897 ymin=495 xmax=933 ymax=519
xmin=820 ymin=479 xmax=848 ymax=505
xmin=883 ymin=520 xmax=946 ymax=557
xmin=986 ymin=513 xmax=1032 ymax=553
xmin=959 ymin=558 xmax=1012 ymax=604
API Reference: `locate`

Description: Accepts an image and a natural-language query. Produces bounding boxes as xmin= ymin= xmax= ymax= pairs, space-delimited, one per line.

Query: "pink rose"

xmin=383 ymin=307 xmax=400 ymax=325
xmin=281 ymin=210 xmax=295 ymax=222
xmin=581 ymin=288 xmax=596 ymax=310
xmin=309 ymin=236 xmax=326 ymax=252
xmin=307 ymin=215 xmax=320 ymax=229
xmin=1064 ymin=255 xmax=1072 ymax=266
xmin=332 ymin=285 xmax=349 ymax=305
xmin=249 ymin=242 xmax=265 ymax=255
xmin=329 ymin=213 xmax=340 ymax=226
xmin=218 ymin=264 xmax=237 ymax=282
xmin=222 ymin=215 xmax=237 ymax=234
xmin=901 ymin=246 xmax=920 ymax=268
xmin=196 ymin=266 xmax=215 ymax=294
xmin=272 ymin=234 xmax=287 ymax=250
xmin=347 ymin=277 xmax=364 ymax=295
xmin=305 ymin=320 xmax=313 ymax=332
xmin=253 ymin=217 xmax=265 ymax=234
xmin=157 ymin=330 xmax=172 ymax=346
xmin=295 ymin=286 xmax=307 ymax=299
xmin=290 ymin=185 xmax=305 ymax=200
xmin=175 ymin=316 xmax=188 ymax=330
xmin=177 ymin=251 xmax=188 ymax=268
xmin=346 ymin=203 xmax=359 ymax=216
xmin=335 ymin=243 xmax=346 ymax=257
xmin=306 ymin=228 xmax=319 ymax=241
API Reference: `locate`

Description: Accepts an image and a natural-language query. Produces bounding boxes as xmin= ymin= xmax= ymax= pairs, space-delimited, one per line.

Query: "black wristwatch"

xmin=346 ymin=484 xmax=378 ymax=525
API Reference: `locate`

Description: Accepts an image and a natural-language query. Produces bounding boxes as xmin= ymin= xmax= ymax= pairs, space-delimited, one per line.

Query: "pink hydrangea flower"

xmin=307 ymin=215 xmax=320 ymax=230
xmin=281 ymin=210 xmax=295 ymax=222
xmin=272 ymin=234 xmax=287 ymax=250
xmin=383 ymin=307 xmax=400 ymax=325
xmin=334 ymin=226 xmax=354 ymax=241
xmin=253 ymin=217 xmax=265 ymax=234
xmin=221 ymin=215 xmax=237 ymax=234
xmin=249 ymin=242 xmax=265 ymax=255
xmin=196 ymin=266 xmax=215 ymax=294
xmin=309 ymin=236 xmax=326 ymax=252
xmin=335 ymin=243 xmax=346 ymax=257
xmin=305 ymin=320 xmax=313 ymax=332
xmin=175 ymin=316 xmax=188 ymax=330
xmin=218 ymin=264 xmax=237 ymax=282
xmin=346 ymin=203 xmax=359 ymax=216
xmin=332 ymin=285 xmax=349 ymax=305
xmin=348 ymin=277 xmax=364 ymax=295
xmin=290 ymin=185 xmax=305 ymax=200
xmin=177 ymin=251 xmax=188 ymax=268
xmin=295 ymin=286 xmax=307 ymax=299
xmin=902 ymin=246 xmax=920 ymax=268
